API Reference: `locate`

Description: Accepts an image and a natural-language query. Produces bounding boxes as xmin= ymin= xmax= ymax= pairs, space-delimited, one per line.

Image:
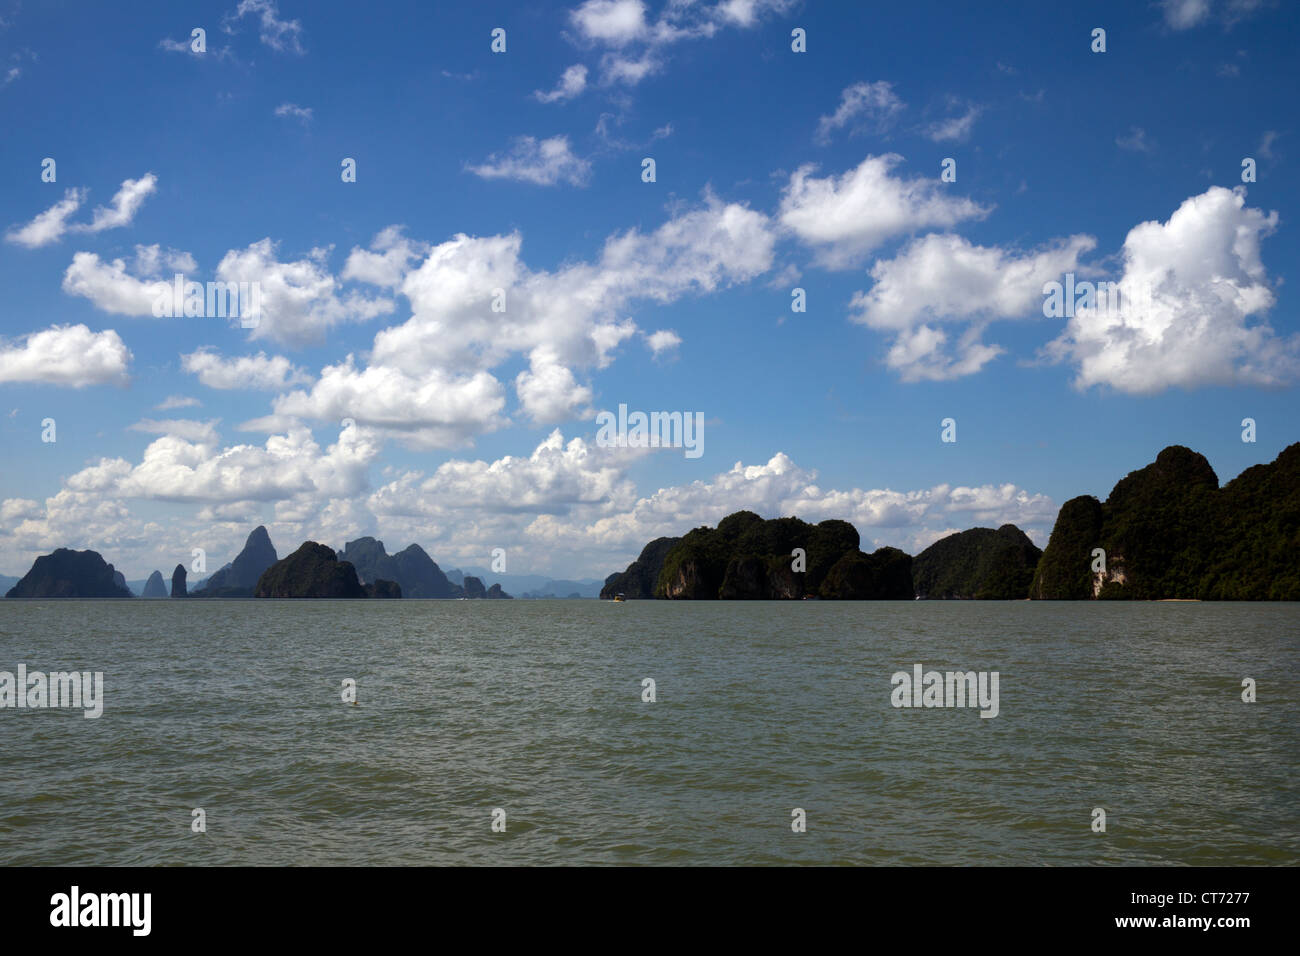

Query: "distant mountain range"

xmin=5 ymin=527 xmax=513 ymax=599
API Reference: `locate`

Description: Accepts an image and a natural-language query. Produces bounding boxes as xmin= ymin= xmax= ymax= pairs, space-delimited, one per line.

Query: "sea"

xmin=1 ymin=600 xmax=1296 ymax=866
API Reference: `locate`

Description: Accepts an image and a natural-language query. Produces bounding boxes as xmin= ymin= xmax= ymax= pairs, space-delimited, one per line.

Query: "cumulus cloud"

xmin=849 ymin=232 xmax=1096 ymax=381
xmin=215 ymin=239 xmax=395 ymax=346
xmin=815 ymin=81 xmax=905 ymax=144
xmin=466 ymin=135 xmax=592 ymax=186
xmin=515 ymin=354 xmax=594 ymax=423
xmin=570 ymin=0 xmax=649 ymax=46
xmin=0 ymin=324 xmax=131 ymax=387
xmin=182 ymin=348 xmax=313 ymax=390
xmin=1046 ymin=186 xmax=1296 ymax=392
xmin=270 ymin=195 xmax=774 ymax=447
xmin=62 ymin=252 xmax=168 ymax=316
xmin=342 ymin=226 xmax=428 ymax=289
xmin=271 ymin=359 xmax=509 ymax=449
xmin=778 ymin=154 xmax=990 ymax=269
xmin=568 ymin=0 xmax=794 ymax=86
xmin=65 ymin=421 xmax=377 ymax=505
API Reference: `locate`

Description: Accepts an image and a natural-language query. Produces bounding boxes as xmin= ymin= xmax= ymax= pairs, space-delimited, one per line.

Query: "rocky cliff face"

xmin=5 ymin=549 xmax=133 ymax=598
xmin=600 ymin=536 xmax=682 ymax=599
xmin=913 ymin=525 xmax=1042 ymax=599
xmin=255 ymin=542 xmax=367 ymax=598
xmin=363 ymin=579 xmax=402 ymax=598
xmin=195 ymin=526 xmax=278 ymax=596
xmin=1031 ymin=443 xmax=1300 ymax=600
xmin=171 ymin=564 xmax=187 ymax=597
xmin=142 ymin=570 xmax=168 ymax=598
xmin=1029 ymin=496 xmax=1104 ymax=599
xmin=336 ymin=537 xmax=462 ymax=598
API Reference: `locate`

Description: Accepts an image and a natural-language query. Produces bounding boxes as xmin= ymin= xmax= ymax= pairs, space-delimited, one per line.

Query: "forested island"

xmin=601 ymin=442 xmax=1299 ymax=601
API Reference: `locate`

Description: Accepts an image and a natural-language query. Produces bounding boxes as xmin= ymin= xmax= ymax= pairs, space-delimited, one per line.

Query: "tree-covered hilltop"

xmin=652 ymin=510 xmax=913 ymax=599
xmin=141 ymin=570 xmax=168 ymax=598
xmin=1203 ymin=442 xmax=1300 ymax=599
xmin=4 ymin=549 xmax=133 ymax=598
xmin=254 ymin=542 xmax=371 ymax=598
xmin=1028 ymin=497 xmax=1103 ymax=599
xmin=600 ymin=536 xmax=681 ymax=599
xmin=1031 ymin=443 xmax=1300 ymax=600
xmin=913 ymin=525 xmax=1042 ymax=599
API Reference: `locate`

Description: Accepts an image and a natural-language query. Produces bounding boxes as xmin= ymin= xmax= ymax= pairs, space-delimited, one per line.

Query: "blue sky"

xmin=0 ymin=0 xmax=1296 ymax=580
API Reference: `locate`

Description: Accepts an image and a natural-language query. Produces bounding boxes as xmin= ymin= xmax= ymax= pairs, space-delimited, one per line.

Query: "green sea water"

xmin=0 ymin=600 xmax=1296 ymax=866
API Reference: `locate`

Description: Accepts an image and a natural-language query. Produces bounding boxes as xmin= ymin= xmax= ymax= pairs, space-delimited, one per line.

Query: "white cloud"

xmin=923 ymin=104 xmax=981 ymax=143
xmin=6 ymin=174 xmax=157 ymax=248
xmin=156 ymin=395 xmax=201 ymax=410
xmin=815 ymin=81 xmax=905 ymax=144
xmin=65 ymin=422 xmax=377 ymax=505
xmin=849 ymin=232 xmax=1095 ymax=382
xmin=570 ymin=0 xmax=649 ymax=46
xmin=1046 ymin=186 xmax=1297 ymax=392
xmin=599 ymin=51 xmax=660 ymax=85
xmin=274 ymin=195 xmax=774 ymax=447
xmin=225 ymin=0 xmax=305 ymax=53
xmin=535 ymin=64 xmax=589 ymax=102
xmin=342 ymin=226 xmax=428 ymax=289
xmin=515 ymin=355 xmax=594 ymax=423
xmin=271 ymin=358 xmax=510 ymax=450
xmin=466 ymin=135 xmax=592 ymax=186
xmin=779 ymin=154 xmax=990 ymax=269
xmin=62 ymin=251 xmax=168 ymax=316
xmin=568 ymin=0 xmax=793 ymax=86
xmin=215 ymin=239 xmax=395 ymax=346
xmin=0 ymin=324 xmax=131 ymax=387
xmin=5 ymin=189 xmax=86 ymax=248
xmin=182 ymin=348 xmax=313 ymax=390
xmin=645 ymin=328 xmax=681 ymax=356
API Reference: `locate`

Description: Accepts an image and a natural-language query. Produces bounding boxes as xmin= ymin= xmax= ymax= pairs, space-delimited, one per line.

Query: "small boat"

xmin=612 ymin=593 xmax=626 ymax=602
